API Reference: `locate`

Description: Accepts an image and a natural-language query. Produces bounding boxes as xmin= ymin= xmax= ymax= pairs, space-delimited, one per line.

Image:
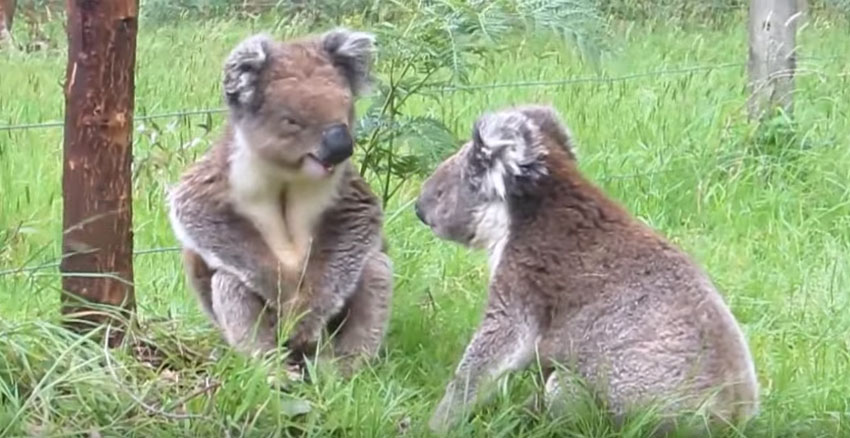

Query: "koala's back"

xmin=541 ymin=257 xmax=757 ymax=422
xmin=507 ymin=168 xmax=758 ymax=424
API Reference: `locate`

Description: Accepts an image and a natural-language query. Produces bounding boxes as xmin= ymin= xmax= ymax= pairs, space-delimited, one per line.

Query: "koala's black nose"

xmin=318 ymin=123 xmax=354 ymax=165
xmin=414 ymin=201 xmax=428 ymax=225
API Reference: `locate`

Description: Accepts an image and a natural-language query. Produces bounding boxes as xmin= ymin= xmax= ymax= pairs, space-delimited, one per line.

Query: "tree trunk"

xmin=747 ymin=0 xmax=802 ymax=120
xmin=61 ymin=0 xmax=139 ymax=348
xmin=0 ymin=0 xmax=16 ymax=47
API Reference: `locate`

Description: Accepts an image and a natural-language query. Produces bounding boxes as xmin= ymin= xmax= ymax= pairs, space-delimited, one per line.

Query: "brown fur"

xmin=168 ymin=29 xmax=392 ymax=377
xmin=416 ymin=104 xmax=758 ymax=434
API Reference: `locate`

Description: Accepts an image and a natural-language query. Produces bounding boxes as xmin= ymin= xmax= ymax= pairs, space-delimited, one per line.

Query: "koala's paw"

xmin=265 ymin=364 xmax=305 ymax=390
xmin=279 ymin=246 xmax=307 ymax=270
xmin=428 ymin=391 xmax=463 ymax=435
xmin=284 ymin=333 xmax=318 ymax=363
xmin=284 ymin=359 xmax=307 ymax=382
xmin=428 ymin=408 xmax=455 ymax=436
xmin=269 ymin=246 xmax=310 ymax=287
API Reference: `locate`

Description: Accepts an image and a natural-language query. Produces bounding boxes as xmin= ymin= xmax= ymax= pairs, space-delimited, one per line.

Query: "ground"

xmin=1 ymin=10 xmax=849 ymax=438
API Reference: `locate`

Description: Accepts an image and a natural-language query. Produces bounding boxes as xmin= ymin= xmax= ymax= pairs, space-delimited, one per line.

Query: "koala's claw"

xmin=265 ymin=361 xmax=306 ymax=392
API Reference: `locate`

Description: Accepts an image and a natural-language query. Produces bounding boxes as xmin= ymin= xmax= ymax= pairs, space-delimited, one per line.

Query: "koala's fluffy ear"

xmin=321 ymin=28 xmax=376 ymax=96
xmin=470 ymin=110 xmax=548 ymax=199
xmin=516 ymin=105 xmax=576 ymax=160
xmin=223 ymin=33 xmax=272 ymax=111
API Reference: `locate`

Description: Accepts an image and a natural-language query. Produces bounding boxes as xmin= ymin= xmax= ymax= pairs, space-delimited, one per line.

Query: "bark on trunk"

xmin=747 ymin=0 xmax=802 ymax=120
xmin=61 ymin=0 xmax=139 ymax=348
xmin=0 ymin=0 xmax=17 ymax=46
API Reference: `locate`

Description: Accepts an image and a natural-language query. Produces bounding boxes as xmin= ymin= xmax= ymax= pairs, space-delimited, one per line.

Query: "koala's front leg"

xmin=284 ymin=282 xmax=349 ymax=364
xmin=329 ymin=251 xmax=393 ymax=376
xmin=181 ymin=248 xmax=218 ymax=327
xmin=211 ymin=271 xmax=279 ymax=357
xmin=429 ymin=310 xmax=537 ymax=434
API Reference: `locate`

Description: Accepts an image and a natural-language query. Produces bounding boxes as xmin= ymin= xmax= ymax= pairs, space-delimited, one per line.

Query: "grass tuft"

xmin=1 ymin=10 xmax=849 ymax=438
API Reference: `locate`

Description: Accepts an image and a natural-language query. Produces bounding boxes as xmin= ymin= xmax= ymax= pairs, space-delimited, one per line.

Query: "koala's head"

xmin=223 ymin=28 xmax=376 ymax=179
xmin=414 ymin=104 xmax=575 ymax=249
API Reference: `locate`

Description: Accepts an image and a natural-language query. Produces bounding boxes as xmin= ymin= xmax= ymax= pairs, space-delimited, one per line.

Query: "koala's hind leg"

xmin=328 ymin=251 xmax=393 ymax=376
xmin=520 ymin=365 xmax=595 ymax=423
xmin=429 ymin=308 xmax=537 ymax=434
xmin=541 ymin=369 xmax=598 ymax=418
xmin=211 ymin=271 xmax=278 ymax=357
xmin=181 ymin=249 xmax=218 ymax=326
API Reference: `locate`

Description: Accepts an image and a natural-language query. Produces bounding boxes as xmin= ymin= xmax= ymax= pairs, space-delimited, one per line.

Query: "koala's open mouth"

xmin=300 ymin=153 xmax=335 ymax=178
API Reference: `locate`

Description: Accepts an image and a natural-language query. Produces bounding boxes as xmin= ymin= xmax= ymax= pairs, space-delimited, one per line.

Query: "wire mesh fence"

xmin=1 ymin=55 xmax=846 ymax=279
xmin=1 ymin=56 xmax=844 ymax=133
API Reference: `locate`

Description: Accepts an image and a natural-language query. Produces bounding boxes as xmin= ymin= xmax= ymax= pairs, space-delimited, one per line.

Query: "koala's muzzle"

xmin=414 ymin=201 xmax=428 ymax=225
xmin=316 ymin=124 xmax=354 ymax=166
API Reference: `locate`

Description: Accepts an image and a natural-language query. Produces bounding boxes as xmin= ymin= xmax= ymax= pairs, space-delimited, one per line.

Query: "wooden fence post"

xmin=61 ymin=0 xmax=139 ymax=347
xmin=0 ymin=0 xmax=16 ymax=46
xmin=747 ymin=0 xmax=804 ymax=120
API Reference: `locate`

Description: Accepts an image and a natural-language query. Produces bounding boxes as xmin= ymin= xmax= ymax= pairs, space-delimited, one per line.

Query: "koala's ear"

xmin=321 ymin=28 xmax=376 ymax=96
xmin=223 ymin=33 xmax=272 ymax=111
xmin=516 ymin=104 xmax=577 ymax=160
xmin=470 ymin=110 xmax=547 ymax=199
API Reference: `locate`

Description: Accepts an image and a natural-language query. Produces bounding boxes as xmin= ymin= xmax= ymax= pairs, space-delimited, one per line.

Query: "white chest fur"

xmin=228 ymin=128 xmax=342 ymax=270
xmin=471 ymin=202 xmax=510 ymax=277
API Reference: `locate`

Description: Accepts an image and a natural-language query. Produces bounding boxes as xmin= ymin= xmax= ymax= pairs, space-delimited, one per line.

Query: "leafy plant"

xmin=139 ymin=0 xmax=256 ymax=24
xmin=823 ymin=0 xmax=850 ymax=19
xmin=747 ymin=109 xmax=813 ymax=159
xmin=134 ymin=0 xmax=610 ymax=205
xmin=354 ymin=0 xmax=610 ymax=205
xmin=596 ymin=0 xmax=746 ymax=25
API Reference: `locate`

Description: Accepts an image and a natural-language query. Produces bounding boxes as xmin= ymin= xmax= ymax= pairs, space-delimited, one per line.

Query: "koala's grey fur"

xmin=415 ymin=104 xmax=759 ymax=434
xmin=167 ymin=28 xmax=392 ymax=376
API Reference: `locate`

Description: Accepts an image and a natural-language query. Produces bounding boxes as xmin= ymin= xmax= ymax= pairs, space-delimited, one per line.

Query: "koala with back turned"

xmin=167 ymin=29 xmax=393 ymax=375
xmin=415 ymin=104 xmax=758 ymax=434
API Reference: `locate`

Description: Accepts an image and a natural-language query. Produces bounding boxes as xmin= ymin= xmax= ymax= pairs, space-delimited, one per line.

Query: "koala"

xmin=167 ymin=28 xmax=393 ymax=376
xmin=415 ymin=104 xmax=759 ymax=434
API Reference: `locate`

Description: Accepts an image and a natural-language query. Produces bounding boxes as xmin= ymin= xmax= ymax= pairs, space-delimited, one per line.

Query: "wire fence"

xmin=0 ymin=161 xmax=699 ymax=279
xmin=0 ymin=55 xmax=846 ymax=279
xmin=1 ymin=57 xmax=844 ymax=133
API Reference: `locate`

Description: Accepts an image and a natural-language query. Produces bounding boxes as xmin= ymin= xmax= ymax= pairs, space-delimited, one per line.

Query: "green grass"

xmin=2 ymin=11 xmax=850 ymax=437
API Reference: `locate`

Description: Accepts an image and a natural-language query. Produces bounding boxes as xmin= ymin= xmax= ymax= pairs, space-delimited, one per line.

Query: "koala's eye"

xmin=280 ymin=116 xmax=300 ymax=127
xmin=278 ymin=116 xmax=302 ymax=134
